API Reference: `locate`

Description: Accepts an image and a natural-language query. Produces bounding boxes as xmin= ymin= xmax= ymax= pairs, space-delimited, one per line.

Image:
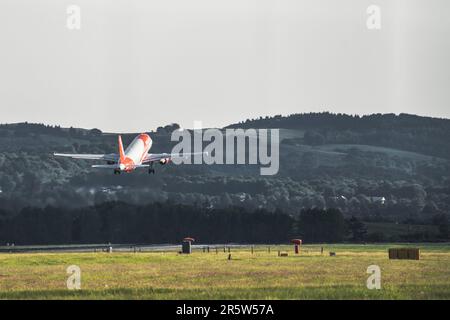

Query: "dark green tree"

xmin=347 ymin=216 xmax=368 ymax=242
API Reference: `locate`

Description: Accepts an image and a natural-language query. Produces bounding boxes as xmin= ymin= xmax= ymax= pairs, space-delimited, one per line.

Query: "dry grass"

xmin=0 ymin=244 xmax=449 ymax=299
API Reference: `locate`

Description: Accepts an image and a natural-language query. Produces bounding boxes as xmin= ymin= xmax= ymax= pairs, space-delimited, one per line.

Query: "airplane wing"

xmin=92 ymin=164 xmax=149 ymax=169
xmin=54 ymin=153 xmax=119 ymax=162
xmin=142 ymin=152 xmax=207 ymax=163
xmin=91 ymin=164 xmax=119 ymax=169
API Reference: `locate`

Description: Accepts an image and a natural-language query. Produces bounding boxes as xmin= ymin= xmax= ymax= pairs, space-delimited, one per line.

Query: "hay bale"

xmin=388 ymin=248 xmax=420 ymax=260
xmin=388 ymin=248 xmax=396 ymax=259
xmin=407 ymin=248 xmax=420 ymax=260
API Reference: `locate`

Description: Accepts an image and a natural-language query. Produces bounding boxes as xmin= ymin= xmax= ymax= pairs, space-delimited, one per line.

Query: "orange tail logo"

xmin=118 ymin=135 xmax=126 ymax=162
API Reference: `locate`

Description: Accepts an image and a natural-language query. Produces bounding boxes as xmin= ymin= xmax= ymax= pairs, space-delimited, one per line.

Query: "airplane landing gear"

xmin=148 ymin=163 xmax=155 ymax=174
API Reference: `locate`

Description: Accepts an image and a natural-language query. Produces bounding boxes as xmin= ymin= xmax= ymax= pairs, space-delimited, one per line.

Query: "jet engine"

xmin=159 ymin=158 xmax=170 ymax=165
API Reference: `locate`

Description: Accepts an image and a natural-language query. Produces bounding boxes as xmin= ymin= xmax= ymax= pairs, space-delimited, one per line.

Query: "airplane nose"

xmin=119 ymin=164 xmax=126 ymax=171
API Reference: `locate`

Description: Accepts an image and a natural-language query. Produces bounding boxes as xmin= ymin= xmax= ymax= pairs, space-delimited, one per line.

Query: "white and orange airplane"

xmin=54 ymin=133 xmax=203 ymax=174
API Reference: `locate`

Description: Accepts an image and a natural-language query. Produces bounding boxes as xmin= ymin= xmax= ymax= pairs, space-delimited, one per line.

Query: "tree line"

xmin=1 ymin=202 xmax=447 ymax=245
xmin=0 ymin=202 xmax=353 ymax=245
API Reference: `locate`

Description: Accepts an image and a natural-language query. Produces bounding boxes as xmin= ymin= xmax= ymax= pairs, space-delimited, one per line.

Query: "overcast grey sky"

xmin=0 ymin=0 xmax=449 ymax=132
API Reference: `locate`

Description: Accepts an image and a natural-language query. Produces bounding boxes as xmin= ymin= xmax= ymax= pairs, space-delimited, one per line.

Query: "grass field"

xmin=0 ymin=244 xmax=449 ymax=300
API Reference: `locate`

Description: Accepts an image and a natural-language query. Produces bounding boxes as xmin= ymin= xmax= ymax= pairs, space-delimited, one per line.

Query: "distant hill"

xmin=228 ymin=112 xmax=450 ymax=159
xmin=0 ymin=113 xmax=449 ymax=226
xmin=228 ymin=112 xmax=450 ymax=130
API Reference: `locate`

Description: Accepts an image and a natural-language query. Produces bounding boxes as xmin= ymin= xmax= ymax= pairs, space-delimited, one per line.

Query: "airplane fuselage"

xmin=119 ymin=133 xmax=152 ymax=172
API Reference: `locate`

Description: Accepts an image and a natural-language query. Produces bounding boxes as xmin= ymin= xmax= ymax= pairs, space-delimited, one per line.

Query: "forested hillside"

xmin=0 ymin=113 xmax=449 ymax=237
xmin=228 ymin=112 xmax=450 ymax=159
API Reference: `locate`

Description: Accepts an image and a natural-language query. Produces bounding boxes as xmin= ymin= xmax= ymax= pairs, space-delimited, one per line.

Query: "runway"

xmin=0 ymin=243 xmax=257 ymax=253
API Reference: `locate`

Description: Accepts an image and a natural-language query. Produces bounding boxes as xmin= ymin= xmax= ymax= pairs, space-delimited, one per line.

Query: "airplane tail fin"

xmin=118 ymin=135 xmax=126 ymax=162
